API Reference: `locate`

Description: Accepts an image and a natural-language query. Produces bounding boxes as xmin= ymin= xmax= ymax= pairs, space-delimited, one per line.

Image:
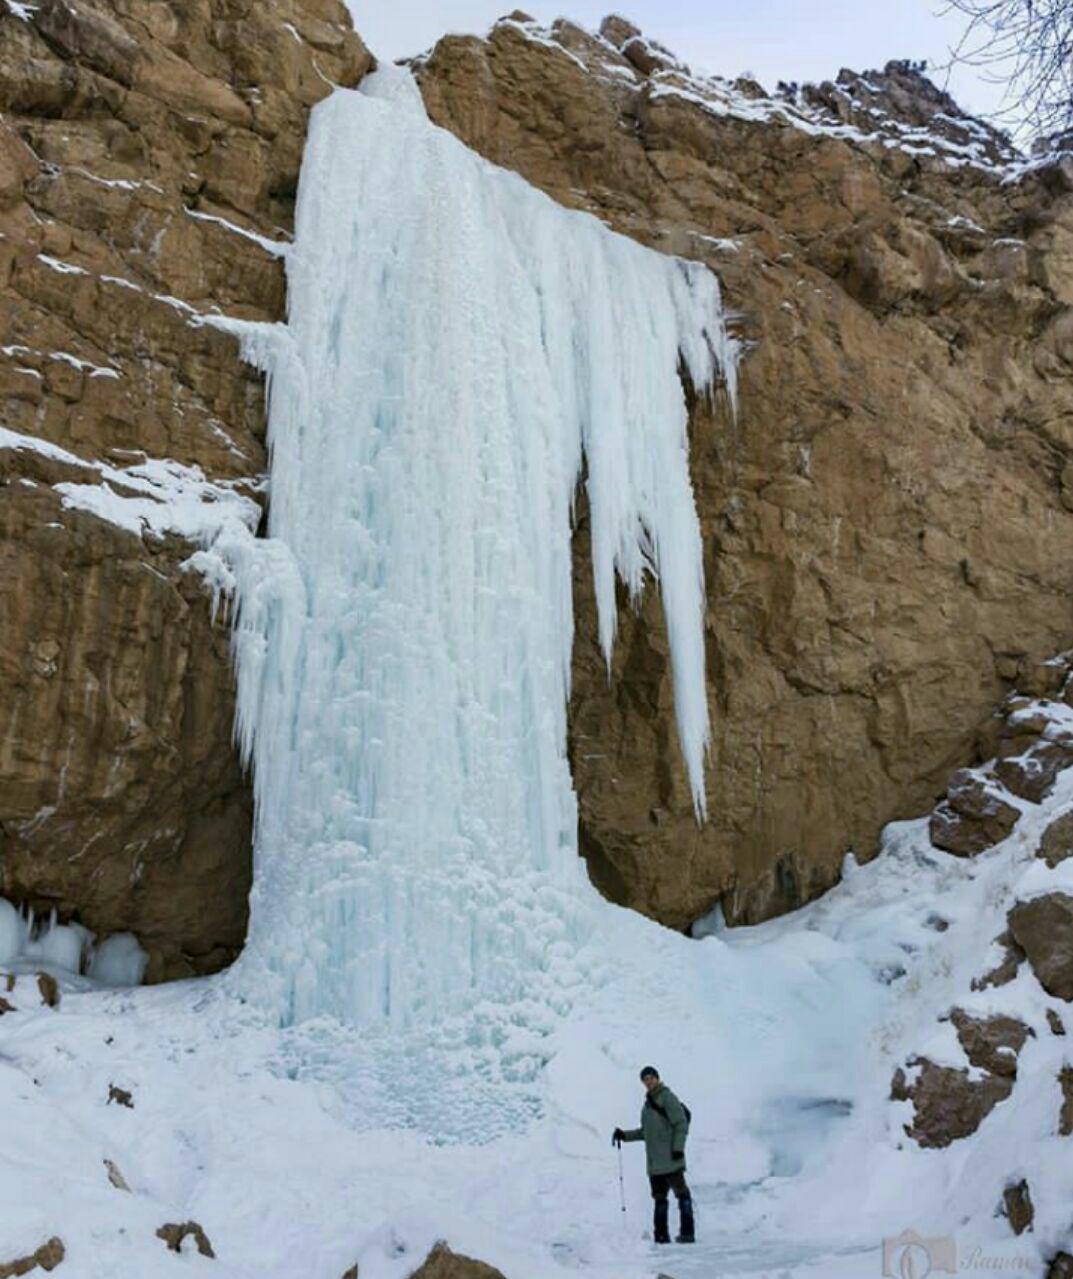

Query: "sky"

xmin=348 ymin=1 xmax=1018 ymax=132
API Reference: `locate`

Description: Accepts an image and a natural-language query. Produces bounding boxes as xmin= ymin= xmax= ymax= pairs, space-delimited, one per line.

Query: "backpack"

xmin=647 ymin=1094 xmax=691 ymax=1129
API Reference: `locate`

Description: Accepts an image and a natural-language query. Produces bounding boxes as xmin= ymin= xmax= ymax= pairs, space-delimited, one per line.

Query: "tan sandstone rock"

xmin=1002 ymin=1179 xmax=1034 ymax=1236
xmin=972 ymin=931 xmax=1026 ymax=991
xmin=36 ymin=972 xmax=58 ymax=1008
xmin=994 ymin=742 xmax=1073 ymax=803
xmin=406 ymin=1242 xmax=507 ymax=1279
xmin=0 ymin=1238 xmax=64 ymax=1279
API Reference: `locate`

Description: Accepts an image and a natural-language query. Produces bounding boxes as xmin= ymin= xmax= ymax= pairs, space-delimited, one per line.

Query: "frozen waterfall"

xmin=223 ymin=70 xmax=737 ymax=1036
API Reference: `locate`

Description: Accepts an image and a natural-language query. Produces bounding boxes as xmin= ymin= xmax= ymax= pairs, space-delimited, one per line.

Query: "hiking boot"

xmin=653 ymin=1198 xmax=670 ymax=1244
xmin=675 ymin=1195 xmax=695 ymax=1244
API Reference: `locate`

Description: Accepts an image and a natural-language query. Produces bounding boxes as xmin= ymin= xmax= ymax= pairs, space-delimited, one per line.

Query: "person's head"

xmin=640 ymin=1066 xmax=660 ymax=1093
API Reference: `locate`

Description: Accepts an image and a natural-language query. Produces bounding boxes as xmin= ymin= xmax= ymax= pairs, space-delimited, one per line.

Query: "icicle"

xmin=225 ymin=67 xmax=737 ymax=1032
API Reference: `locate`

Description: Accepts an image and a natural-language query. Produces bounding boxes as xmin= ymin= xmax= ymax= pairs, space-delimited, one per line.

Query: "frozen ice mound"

xmin=0 ymin=897 xmax=147 ymax=988
xmin=88 ymin=933 xmax=149 ymax=987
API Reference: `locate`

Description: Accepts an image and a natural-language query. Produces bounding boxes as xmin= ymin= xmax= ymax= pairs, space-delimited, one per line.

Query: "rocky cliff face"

xmin=0 ymin=0 xmax=370 ymax=979
xmin=6 ymin=1 xmax=1073 ymax=969
xmin=415 ymin=15 xmax=1073 ymax=930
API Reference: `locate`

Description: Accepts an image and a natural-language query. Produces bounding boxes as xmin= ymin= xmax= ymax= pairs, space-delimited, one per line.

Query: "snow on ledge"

xmin=0 ymin=425 xmax=261 ymax=551
xmin=3 ymin=1 xmax=37 ymax=21
xmin=186 ymin=207 xmax=291 ymax=259
xmin=482 ymin=14 xmax=1020 ymax=176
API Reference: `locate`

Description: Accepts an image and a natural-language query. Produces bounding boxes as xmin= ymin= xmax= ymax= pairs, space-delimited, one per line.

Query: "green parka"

xmin=621 ymin=1083 xmax=689 ymax=1176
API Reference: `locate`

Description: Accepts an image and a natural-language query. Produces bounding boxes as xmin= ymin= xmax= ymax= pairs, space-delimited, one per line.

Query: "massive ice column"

xmin=225 ymin=69 xmax=736 ymax=1032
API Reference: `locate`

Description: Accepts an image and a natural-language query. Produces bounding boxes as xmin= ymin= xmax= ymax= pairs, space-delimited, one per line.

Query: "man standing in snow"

xmin=613 ymin=1066 xmax=695 ymax=1245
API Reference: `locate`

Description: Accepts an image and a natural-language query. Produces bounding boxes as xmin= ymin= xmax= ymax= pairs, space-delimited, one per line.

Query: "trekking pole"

xmin=617 ymin=1144 xmax=627 ymax=1217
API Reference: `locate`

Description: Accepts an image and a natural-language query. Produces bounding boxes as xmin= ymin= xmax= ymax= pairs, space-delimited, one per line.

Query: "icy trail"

xmin=223 ymin=69 xmax=736 ymax=1038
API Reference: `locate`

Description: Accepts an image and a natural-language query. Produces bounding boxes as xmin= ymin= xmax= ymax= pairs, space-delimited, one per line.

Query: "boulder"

xmin=598 ymin=15 xmax=642 ymax=48
xmin=1002 ymin=1179 xmax=1034 ymax=1235
xmin=0 ymin=1239 xmax=64 ymax=1278
xmin=891 ymin=1059 xmax=1012 ymax=1148
xmin=1017 ymin=655 xmax=1073 ymax=698
xmin=1040 ymin=810 xmax=1073 ymax=867
xmin=36 ymin=973 xmax=58 ymax=1009
xmin=995 ymin=743 xmax=1073 ymax=804
xmin=620 ymin=35 xmax=681 ymax=77
xmin=407 ymin=1243 xmax=507 ymax=1279
xmin=929 ymin=770 xmax=1020 ymax=856
xmin=1008 ymin=894 xmax=1073 ymax=1000
xmin=949 ymin=1009 xmax=1031 ymax=1078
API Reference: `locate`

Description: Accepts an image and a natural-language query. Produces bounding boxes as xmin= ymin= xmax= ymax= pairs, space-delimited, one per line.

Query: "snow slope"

xmin=1 ymin=798 xmax=1066 ymax=1277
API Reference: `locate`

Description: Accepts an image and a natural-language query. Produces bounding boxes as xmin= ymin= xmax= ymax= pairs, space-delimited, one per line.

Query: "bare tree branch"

xmin=943 ymin=0 xmax=1073 ymax=137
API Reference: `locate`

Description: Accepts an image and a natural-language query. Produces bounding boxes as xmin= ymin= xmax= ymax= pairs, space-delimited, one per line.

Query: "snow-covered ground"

xmin=2 ymin=787 xmax=1069 ymax=1278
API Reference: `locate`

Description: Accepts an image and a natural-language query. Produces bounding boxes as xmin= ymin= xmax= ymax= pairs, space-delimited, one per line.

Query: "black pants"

xmin=649 ymin=1171 xmax=694 ymax=1243
xmin=649 ymin=1171 xmax=690 ymax=1201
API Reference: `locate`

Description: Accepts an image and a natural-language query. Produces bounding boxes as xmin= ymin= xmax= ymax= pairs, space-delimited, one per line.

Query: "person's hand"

xmin=612 ymin=1127 xmax=625 ymax=1147
xmin=672 ymin=1150 xmax=684 ymax=1161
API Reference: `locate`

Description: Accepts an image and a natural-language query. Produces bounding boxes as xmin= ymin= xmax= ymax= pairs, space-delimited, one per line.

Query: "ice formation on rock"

xmin=224 ymin=69 xmax=736 ymax=1034
xmin=0 ymin=897 xmax=146 ymax=987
